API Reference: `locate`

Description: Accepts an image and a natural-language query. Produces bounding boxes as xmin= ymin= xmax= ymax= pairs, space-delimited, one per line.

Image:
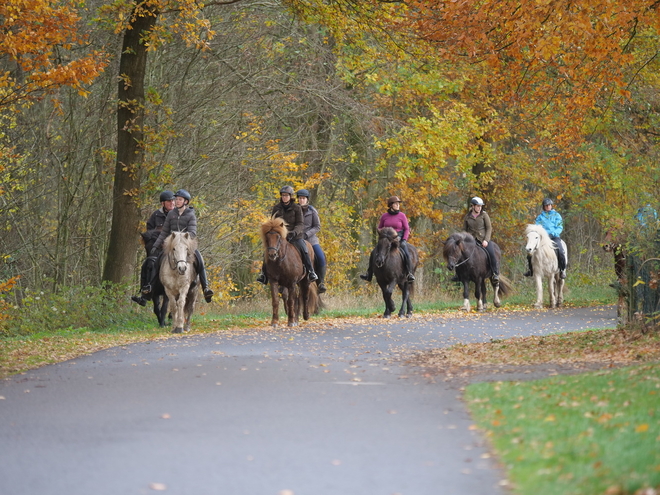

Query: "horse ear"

xmin=184 ymin=232 xmax=189 ymax=239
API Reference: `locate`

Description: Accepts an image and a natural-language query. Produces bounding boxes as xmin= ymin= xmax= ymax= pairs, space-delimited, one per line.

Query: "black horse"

xmin=373 ymin=227 xmax=419 ymax=318
xmin=443 ymin=232 xmax=511 ymax=312
xmin=141 ymin=231 xmax=170 ymax=327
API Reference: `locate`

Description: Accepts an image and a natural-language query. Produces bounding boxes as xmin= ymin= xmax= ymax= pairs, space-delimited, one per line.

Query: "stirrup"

xmin=560 ymin=269 xmax=567 ymax=279
xmin=308 ymin=271 xmax=318 ymax=282
xmin=523 ymin=270 xmax=533 ymax=277
xmin=203 ymin=288 xmax=214 ymax=303
xmin=407 ymin=273 xmax=416 ymax=282
xmin=141 ymin=284 xmax=152 ymax=295
xmin=256 ymin=273 xmax=267 ymax=285
xmin=359 ymin=273 xmax=371 ymax=281
xmin=491 ymin=273 xmax=500 ymax=283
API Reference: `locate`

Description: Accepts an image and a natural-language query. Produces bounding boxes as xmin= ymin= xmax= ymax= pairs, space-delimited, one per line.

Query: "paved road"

xmin=0 ymin=306 xmax=616 ymax=495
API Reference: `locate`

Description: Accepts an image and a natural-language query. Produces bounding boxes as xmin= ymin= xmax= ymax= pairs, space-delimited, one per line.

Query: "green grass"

xmin=465 ymin=363 xmax=660 ymax=495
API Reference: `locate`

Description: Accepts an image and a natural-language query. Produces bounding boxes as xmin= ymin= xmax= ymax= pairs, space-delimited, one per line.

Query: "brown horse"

xmin=260 ymin=218 xmax=319 ymax=327
xmin=373 ymin=227 xmax=419 ymax=318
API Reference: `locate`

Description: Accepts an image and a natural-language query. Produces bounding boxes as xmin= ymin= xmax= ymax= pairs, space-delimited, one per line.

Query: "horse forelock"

xmin=261 ymin=218 xmax=288 ymax=250
xmin=163 ymin=232 xmax=197 ymax=263
xmin=378 ymin=227 xmax=398 ymax=242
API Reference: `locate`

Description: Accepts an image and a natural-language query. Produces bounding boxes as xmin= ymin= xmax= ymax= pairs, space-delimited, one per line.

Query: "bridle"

xmin=266 ymin=231 xmax=288 ymax=261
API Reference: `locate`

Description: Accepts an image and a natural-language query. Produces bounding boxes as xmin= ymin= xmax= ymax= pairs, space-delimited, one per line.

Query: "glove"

xmin=286 ymin=233 xmax=295 ymax=242
xmin=400 ymin=238 xmax=406 ymax=244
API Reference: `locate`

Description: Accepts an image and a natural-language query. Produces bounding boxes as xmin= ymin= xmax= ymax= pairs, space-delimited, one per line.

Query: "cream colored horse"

xmin=525 ymin=224 xmax=567 ymax=309
xmin=160 ymin=232 xmax=199 ymax=333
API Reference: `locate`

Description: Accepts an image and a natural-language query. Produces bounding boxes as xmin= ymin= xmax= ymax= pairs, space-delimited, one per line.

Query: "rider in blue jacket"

xmin=525 ymin=198 xmax=567 ymax=278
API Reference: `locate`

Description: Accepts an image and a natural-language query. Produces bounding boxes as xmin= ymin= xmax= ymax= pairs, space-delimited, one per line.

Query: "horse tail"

xmin=497 ymin=274 xmax=514 ymax=297
xmin=306 ymin=283 xmax=321 ymax=315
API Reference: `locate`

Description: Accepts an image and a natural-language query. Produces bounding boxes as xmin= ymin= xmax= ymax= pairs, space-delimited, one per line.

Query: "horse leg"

xmin=405 ymin=282 xmax=414 ymax=317
xmin=301 ymin=280 xmax=310 ymax=321
xmin=381 ymin=282 xmax=395 ymax=318
xmin=548 ymin=275 xmax=557 ymax=308
xmin=270 ymin=282 xmax=280 ymax=327
xmin=557 ymin=277 xmax=565 ymax=307
xmin=492 ymin=280 xmax=501 ymax=308
xmin=286 ymin=285 xmax=298 ymax=327
xmin=477 ymin=279 xmax=486 ymax=312
xmin=533 ymin=274 xmax=544 ymax=308
xmin=461 ymin=279 xmax=471 ymax=312
xmin=170 ymin=292 xmax=186 ymax=333
xmin=183 ymin=285 xmax=196 ymax=332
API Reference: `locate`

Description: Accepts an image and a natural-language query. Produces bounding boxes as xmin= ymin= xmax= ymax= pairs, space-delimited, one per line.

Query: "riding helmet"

xmin=470 ymin=196 xmax=485 ymax=206
xmin=160 ymin=190 xmax=175 ymax=202
xmin=542 ymin=198 xmax=554 ymax=207
xmin=280 ymin=185 xmax=295 ymax=196
xmin=174 ymin=189 xmax=192 ymax=201
xmin=387 ymin=195 xmax=402 ymax=207
xmin=297 ymin=189 xmax=310 ymax=198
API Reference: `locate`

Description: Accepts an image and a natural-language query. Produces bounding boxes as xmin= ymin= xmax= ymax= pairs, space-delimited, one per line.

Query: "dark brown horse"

xmin=373 ymin=227 xmax=419 ymax=318
xmin=443 ymin=232 xmax=512 ymax=312
xmin=140 ymin=230 xmax=169 ymax=327
xmin=260 ymin=218 xmax=319 ymax=327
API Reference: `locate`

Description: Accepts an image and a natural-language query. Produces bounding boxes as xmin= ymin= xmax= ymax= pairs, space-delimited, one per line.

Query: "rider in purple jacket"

xmin=360 ymin=196 xmax=415 ymax=282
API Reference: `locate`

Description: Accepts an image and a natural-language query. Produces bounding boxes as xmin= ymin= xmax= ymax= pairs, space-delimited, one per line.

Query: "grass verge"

xmin=465 ymin=363 xmax=660 ymax=495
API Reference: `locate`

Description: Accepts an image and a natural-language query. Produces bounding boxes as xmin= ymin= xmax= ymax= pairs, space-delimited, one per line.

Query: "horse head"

xmin=166 ymin=232 xmax=196 ymax=275
xmin=443 ymin=232 xmax=470 ymax=271
xmin=261 ymin=217 xmax=288 ymax=262
xmin=374 ymin=227 xmax=399 ymax=268
xmin=525 ymin=224 xmax=545 ymax=255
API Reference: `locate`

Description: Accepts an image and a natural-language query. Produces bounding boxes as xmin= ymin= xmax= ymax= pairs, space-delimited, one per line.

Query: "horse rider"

xmin=141 ymin=189 xmax=214 ymax=303
xmin=360 ymin=195 xmax=415 ymax=283
xmin=131 ymin=190 xmax=175 ymax=306
xmin=256 ymin=185 xmax=318 ymax=284
xmin=463 ymin=196 xmax=500 ymax=283
xmin=297 ymin=188 xmax=327 ymax=293
xmin=525 ymin=197 xmax=566 ymax=279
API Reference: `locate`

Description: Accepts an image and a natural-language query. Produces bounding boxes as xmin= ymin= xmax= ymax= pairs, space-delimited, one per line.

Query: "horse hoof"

xmin=406 ymin=313 xmax=412 ymax=318
xmin=383 ymin=314 xmax=391 ymax=319
xmin=533 ymin=304 xmax=543 ymax=309
xmin=494 ymin=301 xmax=501 ymax=308
xmin=172 ymin=327 xmax=183 ymax=334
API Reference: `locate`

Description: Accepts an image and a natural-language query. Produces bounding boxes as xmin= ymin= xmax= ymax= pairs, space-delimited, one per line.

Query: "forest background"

xmin=1 ymin=0 xmax=659 ymax=317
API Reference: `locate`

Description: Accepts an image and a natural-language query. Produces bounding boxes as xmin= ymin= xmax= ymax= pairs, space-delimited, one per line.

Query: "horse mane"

xmin=443 ymin=231 xmax=475 ymax=258
xmin=525 ymin=224 xmax=557 ymax=273
xmin=261 ymin=217 xmax=288 ymax=250
xmin=162 ymin=231 xmax=198 ymax=263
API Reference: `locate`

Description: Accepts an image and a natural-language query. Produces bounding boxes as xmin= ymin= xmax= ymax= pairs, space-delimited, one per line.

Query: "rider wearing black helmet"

xmin=256 ymin=186 xmax=319 ymax=284
xmin=296 ymin=188 xmax=327 ymax=293
xmin=131 ymin=190 xmax=176 ymax=306
xmin=463 ymin=196 xmax=500 ymax=283
xmin=140 ymin=189 xmax=214 ymax=303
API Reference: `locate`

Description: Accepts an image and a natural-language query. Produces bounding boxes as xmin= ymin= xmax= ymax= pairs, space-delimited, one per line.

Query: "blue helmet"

xmin=297 ymin=189 xmax=310 ymax=198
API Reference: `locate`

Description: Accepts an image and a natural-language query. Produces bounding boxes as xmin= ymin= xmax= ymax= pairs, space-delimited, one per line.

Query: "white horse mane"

xmin=525 ymin=224 xmax=558 ymax=276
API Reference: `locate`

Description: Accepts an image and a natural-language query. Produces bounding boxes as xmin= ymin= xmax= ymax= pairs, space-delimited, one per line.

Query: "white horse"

xmin=160 ymin=232 xmax=199 ymax=333
xmin=525 ymin=224 xmax=567 ymax=309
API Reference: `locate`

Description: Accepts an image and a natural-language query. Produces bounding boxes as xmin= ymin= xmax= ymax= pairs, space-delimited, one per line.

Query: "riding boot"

xmin=316 ymin=263 xmax=327 ymax=293
xmin=360 ymin=250 xmax=375 ymax=282
xmin=257 ymin=261 xmax=268 ymax=285
xmin=523 ymin=255 xmax=533 ymax=277
xmin=400 ymin=240 xmax=415 ymax=282
xmin=302 ymin=247 xmax=318 ymax=282
xmin=194 ymin=250 xmax=214 ymax=303
xmin=486 ymin=244 xmax=500 ymax=283
xmin=132 ymin=259 xmax=150 ymax=306
xmin=141 ymin=255 xmax=159 ymax=300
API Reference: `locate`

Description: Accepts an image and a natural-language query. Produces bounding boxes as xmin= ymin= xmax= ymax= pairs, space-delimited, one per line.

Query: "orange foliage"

xmin=0 ymin=276 xmax=19 ymax=323
xmin=0 ymin=0 xmax=107 ymax=108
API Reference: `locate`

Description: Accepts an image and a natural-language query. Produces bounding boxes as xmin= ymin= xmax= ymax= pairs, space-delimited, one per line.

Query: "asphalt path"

xmin=0 ymin=305 xmax=617 ymax=495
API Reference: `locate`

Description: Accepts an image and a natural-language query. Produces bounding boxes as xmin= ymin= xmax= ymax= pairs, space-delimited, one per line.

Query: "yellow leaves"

xmin=635 ymin=423 xmax=649 ymax=433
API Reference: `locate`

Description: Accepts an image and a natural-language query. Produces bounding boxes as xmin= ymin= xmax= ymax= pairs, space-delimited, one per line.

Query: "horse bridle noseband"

xmin=266 ymin=231 xmax=288 ymax=261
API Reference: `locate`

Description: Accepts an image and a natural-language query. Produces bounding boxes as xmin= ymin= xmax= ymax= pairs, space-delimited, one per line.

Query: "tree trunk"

xmin=102 ymin=9 xmax=159 ymax=284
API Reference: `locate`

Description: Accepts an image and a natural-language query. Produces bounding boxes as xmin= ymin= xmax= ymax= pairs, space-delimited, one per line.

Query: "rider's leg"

xmin=132 ymin=258 xmax=150 ymax=306
xmin=194 ymin=250 xmax=214 ymax=302
xmin=485 ymin=243 xmax=500 ymax=282
xmin=552 ymin=236 xmax=567 ymax=277
xmin=360 ymin=249 xmax=375 ymax=282
xmin=293 ymin=238 xmax=318 ymax=281
xmin=312 ymin=244 xmax=327 ymax=293
xmin=399 ymin=240 xmax=415 ymax=282
xmin=141 ymin=255 xmax=160 ymax=300
xmin=523 ymin=255 xmax=533 ymax=277
xmin=256 ymin=262 xmax=268 ymax=284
